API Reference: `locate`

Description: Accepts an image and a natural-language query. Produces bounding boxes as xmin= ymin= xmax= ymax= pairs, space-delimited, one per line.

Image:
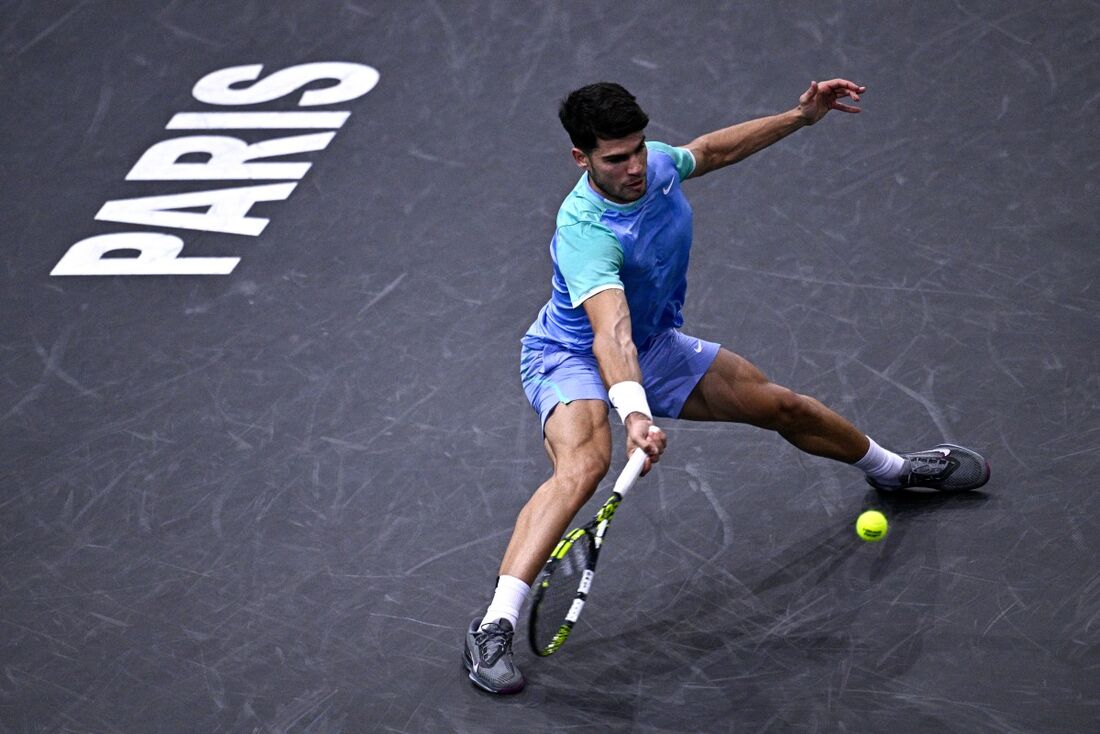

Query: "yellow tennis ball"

xmin=856 ymin=510 xmax=888 ymax=542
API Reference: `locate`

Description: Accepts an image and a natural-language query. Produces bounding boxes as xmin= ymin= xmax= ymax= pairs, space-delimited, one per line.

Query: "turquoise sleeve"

xmin=555 ymin=221 xmax=624 ymax=307
xmin=647 ymin=141 xmax=696 ymax=180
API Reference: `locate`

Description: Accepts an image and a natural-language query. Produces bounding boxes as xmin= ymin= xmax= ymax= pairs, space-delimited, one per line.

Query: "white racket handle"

xmin=613 ymin=425 xmax=661 ymax=498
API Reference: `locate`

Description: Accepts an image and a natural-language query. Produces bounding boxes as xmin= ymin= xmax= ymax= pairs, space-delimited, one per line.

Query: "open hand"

xmin=798 ymin=79 xmax=865 ymax=125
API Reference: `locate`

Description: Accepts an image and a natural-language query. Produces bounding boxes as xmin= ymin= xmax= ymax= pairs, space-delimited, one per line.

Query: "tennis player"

xmin=463 ymin=79 xmax=990 ymax=694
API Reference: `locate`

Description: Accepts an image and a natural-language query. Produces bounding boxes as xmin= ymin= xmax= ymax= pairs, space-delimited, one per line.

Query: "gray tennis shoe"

xmin=867 ymin=443 xmax=990 ymax=492
xmin=464 ymin=618 xmax=525 ymax=694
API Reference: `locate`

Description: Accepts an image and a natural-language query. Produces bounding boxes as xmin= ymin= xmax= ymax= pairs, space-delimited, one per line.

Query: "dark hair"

xmin=558 ymin=82 xmax=649 ymax=152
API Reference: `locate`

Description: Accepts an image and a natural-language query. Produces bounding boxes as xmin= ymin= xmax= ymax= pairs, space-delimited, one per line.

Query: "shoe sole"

xmin=463 ymin=648 xmax=525 ymax=695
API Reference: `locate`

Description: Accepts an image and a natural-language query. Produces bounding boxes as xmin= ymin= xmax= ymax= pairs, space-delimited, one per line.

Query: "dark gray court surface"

xmin=3 ymin=2 xmax=1099 ymax=732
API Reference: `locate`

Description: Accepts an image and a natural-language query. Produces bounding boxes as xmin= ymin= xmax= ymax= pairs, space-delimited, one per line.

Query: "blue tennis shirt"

xmin=524 ymin=141 xmax=697 ymax=352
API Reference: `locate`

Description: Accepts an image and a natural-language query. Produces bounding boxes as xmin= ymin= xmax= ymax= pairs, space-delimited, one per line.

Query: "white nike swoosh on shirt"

xmin=662 ymin=179 xmax=674 ymax=195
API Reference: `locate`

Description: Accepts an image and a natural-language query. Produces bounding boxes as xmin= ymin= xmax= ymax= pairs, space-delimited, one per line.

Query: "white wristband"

xmin=608 ymin=381 xmax=652 ymax=423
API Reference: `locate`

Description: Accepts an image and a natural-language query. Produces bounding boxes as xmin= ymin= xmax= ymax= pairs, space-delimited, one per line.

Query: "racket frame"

xmin=528 ymin=442 xmax=651 ymax=656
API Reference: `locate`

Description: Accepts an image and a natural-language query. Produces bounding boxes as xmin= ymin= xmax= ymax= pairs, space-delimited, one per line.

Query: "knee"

xmin=552 ymin=452 xmax=611 ymax=510
xmin=768 ymin=387 xmax=817 ymax=432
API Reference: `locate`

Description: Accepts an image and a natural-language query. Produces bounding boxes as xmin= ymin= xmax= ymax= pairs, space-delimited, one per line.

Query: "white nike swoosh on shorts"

xmin=693 ymin=340 xmax=703 ymax=353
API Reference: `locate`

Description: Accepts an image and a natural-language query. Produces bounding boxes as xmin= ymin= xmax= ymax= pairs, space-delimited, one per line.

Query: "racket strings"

xmin=530 ymin=535 xmax=593 ymax=650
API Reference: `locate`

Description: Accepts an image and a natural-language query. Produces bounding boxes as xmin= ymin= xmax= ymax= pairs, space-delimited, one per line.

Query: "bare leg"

xmin=497 ymin=399 xmax=612 ymax=585
xmin=679 ymin=348 xmax=869 ymax=462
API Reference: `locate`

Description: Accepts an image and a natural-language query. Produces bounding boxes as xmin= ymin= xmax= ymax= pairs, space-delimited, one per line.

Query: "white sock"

xmin=481 ymin=575 xmax=531 ymax=630
xmin=854 ymin=437 xmax=906 ymax=485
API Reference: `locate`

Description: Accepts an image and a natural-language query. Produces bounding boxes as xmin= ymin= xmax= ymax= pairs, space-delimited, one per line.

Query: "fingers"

xmin=641 ymin=426 xmax=666 ymax=476
xmin=818 ymin=78 xmax=866 ymax=101
xmin=633 ymin=425 xmax=666 ymax=459
xmin=799 ymin=78 xmax=865 ymax=123
xmin=819 ymin=78 xmax=865 ymax=91
xmin=626 ymin=420 xmax=666 ymax=476
xmin=812 ymin=78 xmax=865 ymax=114
xmin=644 ymin=425 xmax=667 ymax=460
xmin=799 ymin=80 xmax=818 ymax=105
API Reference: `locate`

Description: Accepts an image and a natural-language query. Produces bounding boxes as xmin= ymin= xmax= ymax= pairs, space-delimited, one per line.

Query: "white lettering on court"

xmin=53 ymin=62 xmax=379 ymax=277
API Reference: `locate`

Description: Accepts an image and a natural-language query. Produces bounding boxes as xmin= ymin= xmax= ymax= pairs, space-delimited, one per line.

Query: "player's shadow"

xmin=529 ymin=487 xmax=992 ymax=726
xmin=860 ymin=487 xmax=991 ymax=580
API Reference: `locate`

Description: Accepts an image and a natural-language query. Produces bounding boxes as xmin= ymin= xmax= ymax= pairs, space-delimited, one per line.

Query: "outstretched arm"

xmin=685 ymin=78 xmax=865 ymax=178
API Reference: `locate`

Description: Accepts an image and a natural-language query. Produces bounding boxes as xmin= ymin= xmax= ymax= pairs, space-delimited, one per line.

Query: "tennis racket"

xmin=528 ymin=427 xmax=658 ymax=657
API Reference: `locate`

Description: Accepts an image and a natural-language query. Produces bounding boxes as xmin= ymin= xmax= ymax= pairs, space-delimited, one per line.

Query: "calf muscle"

xmin=680 ymin=348 xmax=868 ymax=463
xmin=498 ymin=400 xmax=612 ymax=583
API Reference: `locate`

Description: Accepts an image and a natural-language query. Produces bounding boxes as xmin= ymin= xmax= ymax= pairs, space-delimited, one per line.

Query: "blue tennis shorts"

xmin=520 ymin=329 xmax=721 ymax=430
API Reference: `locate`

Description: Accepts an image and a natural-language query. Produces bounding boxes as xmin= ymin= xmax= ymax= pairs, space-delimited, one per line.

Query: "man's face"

xmin=572 ymin=131 xmax=648 ymax=204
